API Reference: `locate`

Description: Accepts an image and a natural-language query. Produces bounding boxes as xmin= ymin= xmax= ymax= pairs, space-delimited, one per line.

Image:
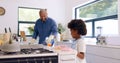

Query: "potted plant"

xmin=57 ymin=23 xmax=65 ymax=41
xmin=28 ymin=26 xmax=34 ymax=35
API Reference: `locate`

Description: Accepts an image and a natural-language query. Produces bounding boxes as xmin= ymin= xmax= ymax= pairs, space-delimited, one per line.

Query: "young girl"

xmin=68 ymin=19 xmax=87 ymax=63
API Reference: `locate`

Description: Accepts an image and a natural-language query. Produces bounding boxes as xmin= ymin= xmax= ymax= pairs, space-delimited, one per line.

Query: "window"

xmin=19 ymin=23 xmax=35 ymax=36
xmin=86 ymin=22 xmax=92 ymax=37
xmin=95 ymin=19 xmax=118 ymax=36
xmin=75 ymin=0 xmax=118 ymax=20
xmin=75 ymin=0 xmax=118 ymax=37
xmin=18 ymin=7 xmax=40 ymax=36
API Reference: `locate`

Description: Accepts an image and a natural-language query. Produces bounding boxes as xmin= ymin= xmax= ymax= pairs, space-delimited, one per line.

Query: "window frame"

xmin=74 ymin=0 xmax=118 ymax=38
xmin=18 ymin=7 xmax=40 ymax=37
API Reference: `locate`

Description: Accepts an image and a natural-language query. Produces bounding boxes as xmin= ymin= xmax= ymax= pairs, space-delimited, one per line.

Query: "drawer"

xmin=60 ymin=54 xmax=75 ymax=60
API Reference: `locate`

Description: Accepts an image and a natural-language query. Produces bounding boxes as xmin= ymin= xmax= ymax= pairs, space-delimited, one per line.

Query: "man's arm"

xmin=32 ymin=22 xmax=38 ymax=39
xmin=51 ymin=20 xmax=58 ymax=37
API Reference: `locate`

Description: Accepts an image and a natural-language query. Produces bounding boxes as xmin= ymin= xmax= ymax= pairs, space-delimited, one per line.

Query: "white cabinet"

xmin=54 ymin=42 xmax=76 ymax=63
xmin=86 ymin=45 xmax=120 ymax=63
xmin=59 ymin=54 xmax=76 ymax=63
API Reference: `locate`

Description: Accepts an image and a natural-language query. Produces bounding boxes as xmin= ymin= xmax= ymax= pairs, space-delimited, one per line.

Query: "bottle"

xmin=51 ymin=39 xmax=54 ymax=46
xmin=55 ymin=33 xmax=60 ymax=42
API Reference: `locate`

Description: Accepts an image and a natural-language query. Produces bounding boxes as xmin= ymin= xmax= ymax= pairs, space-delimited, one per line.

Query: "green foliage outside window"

xmin=19 ymin=8 xmax=39 ymax=21
xmin=79 ymin=0 xmax=117 ymax=19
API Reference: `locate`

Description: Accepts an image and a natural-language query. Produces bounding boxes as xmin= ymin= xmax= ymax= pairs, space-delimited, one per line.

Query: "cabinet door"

xmin=0 ymin=56 xmax=58 ymax=63
xmin=91 ymin=55 xmax=120 ymax=63
xmin=59 ymin=54 xmax=76 ymax=63
xmin=0 ymin=59 xmax=18 ymax=63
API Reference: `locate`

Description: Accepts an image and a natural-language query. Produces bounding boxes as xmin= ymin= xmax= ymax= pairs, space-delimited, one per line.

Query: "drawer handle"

xmin=61 ymin=59 xmax=75 ymax=61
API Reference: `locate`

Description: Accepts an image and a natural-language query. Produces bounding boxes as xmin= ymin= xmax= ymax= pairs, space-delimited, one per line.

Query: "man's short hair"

xmin=39 ymin=9 xmax=47 ymax=13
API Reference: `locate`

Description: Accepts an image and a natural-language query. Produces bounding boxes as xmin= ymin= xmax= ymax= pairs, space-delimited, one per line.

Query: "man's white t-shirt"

xmin=71 ymin=38 xmax=86 ymax=63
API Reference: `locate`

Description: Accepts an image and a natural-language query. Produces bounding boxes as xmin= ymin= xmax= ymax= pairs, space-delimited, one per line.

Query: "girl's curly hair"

xmin=68 ymin=19 xmax=87 ymax=35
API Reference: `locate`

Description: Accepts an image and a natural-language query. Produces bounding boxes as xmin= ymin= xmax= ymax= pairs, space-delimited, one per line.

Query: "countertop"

xmin=86 ymin=43 xmax=120 ymax=49
xmin=0 ymin=44 xmax=76 ymax=59
xmin=0 ymin=44 xmax=57 ymax=59
xmin=0 ymin=53 xmax=58 ymax=59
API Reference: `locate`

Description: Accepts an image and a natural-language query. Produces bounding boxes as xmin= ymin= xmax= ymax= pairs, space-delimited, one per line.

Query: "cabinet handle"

xmin=61 ymin=59 xmax=75 ymax=61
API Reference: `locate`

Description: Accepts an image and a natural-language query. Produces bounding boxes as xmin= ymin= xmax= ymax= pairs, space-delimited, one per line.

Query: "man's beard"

xmin=41 ymin=18 xmax=46 ymax=22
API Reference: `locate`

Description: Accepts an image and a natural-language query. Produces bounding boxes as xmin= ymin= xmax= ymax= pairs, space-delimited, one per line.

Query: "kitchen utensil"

xmin=9 ymin=27 xmax=11 ymax=33
xmin=1 ymin=42 xmax=20 ymax=52
xmin=1 ymin=27 xmax=20 ymax=52
xmin=4 ymin=28 xmax=7 ymax=33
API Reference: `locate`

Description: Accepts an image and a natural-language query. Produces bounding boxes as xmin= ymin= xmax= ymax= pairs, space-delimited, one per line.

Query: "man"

xmin=32 ymin=9 xmax=58 ymax=45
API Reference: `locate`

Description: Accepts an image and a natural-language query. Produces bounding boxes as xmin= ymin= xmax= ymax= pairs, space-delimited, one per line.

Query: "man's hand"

xmin=29 ymin=38 xmax=36 ymax=45
xmin=31 ymin=38 xmax=36 ymax=42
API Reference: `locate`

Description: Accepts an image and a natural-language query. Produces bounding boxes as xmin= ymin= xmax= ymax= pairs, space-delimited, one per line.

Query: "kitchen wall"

xmin=0 ymin=0 xmax=66 ymax=33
